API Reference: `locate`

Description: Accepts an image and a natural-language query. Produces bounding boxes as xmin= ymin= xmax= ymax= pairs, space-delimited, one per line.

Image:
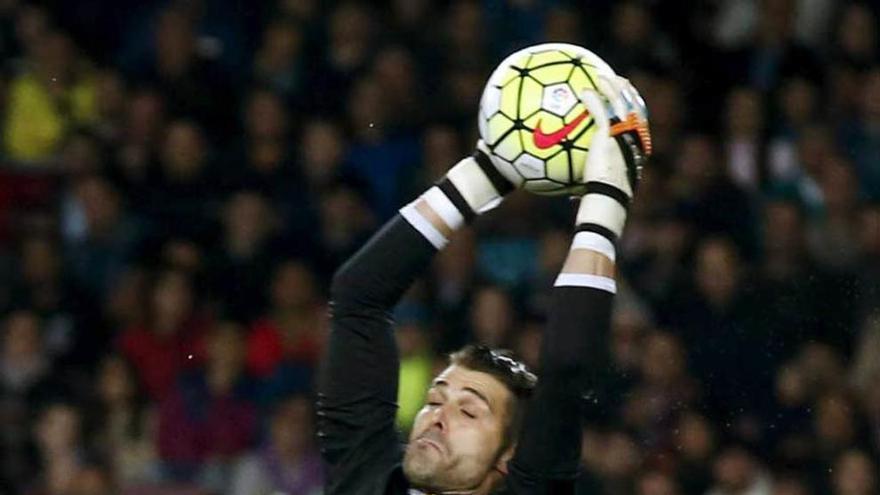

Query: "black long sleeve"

xmin=317 ymin=215 xmax=438 ymax=495
xmin=506 ymin=285 xmax=613 ymax=494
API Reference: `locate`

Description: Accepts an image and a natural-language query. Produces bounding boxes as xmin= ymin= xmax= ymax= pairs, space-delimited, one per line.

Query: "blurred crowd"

xmin=0 ymin=0 xmax=878 ymax=494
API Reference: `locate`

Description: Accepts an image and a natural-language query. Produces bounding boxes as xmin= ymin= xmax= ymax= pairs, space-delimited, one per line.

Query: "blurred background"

xmin=0 ymin=0 xmax=878 ymax=493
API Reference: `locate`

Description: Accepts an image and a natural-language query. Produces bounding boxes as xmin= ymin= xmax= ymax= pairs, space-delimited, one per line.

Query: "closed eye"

xmin=462 ymin=409 xmax=476 ymax=419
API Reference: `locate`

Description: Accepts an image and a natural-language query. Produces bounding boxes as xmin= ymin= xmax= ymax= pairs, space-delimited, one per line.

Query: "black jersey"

xmin=316 ymin=215 xmax=613 ymax=494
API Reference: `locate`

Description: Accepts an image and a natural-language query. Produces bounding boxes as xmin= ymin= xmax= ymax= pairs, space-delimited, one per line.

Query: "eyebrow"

xmin=432 ymin=380 xmax=494 ymax=414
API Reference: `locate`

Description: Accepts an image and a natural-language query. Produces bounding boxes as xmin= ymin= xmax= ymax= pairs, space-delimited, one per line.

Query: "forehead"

xmin=432 ymin=365 xmax=512 ymax=404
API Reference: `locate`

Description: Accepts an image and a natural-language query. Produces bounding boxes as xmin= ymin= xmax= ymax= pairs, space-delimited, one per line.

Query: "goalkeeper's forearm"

xmin=508 ymin=218 xmax=618 ymax=483
xmin=329 ymin=149 xmax=514 ymax=311
xmin=508 ymin=143 xmax=628 ymax=484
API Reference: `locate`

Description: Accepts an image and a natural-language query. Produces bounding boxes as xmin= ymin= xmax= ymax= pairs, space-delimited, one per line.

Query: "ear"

xmin=493 ymin=444 xmax=516 ymax=476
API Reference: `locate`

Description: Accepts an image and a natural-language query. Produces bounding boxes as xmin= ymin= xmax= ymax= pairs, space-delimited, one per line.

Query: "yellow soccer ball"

xmin=478 ymin=43 xmax=617 ymax=195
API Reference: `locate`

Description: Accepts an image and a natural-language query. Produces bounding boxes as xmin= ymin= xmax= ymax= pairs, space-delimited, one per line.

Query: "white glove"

xmin=575 ymin=75 xmax=652 ymax=238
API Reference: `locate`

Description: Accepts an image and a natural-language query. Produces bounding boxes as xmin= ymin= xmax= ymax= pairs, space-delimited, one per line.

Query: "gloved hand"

xmin=574 ymin=75 xmax=652 ymax=238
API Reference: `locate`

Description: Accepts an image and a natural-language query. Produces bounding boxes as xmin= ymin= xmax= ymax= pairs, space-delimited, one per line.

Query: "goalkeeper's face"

xmin=403 ymin=364 xmax=514 ymax=492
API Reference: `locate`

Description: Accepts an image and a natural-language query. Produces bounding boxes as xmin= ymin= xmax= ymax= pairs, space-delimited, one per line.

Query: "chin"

xmin=405 ymin=454 xmax=488 ymax=494
xmin=404 ymin=450 xmax=453 ymax=491
xmin=403 ymin=450 xmax=434 ymax=483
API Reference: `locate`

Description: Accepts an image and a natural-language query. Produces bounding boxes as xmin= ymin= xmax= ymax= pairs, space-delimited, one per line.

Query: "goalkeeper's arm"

xmin=317 ymin=143 xmax=517 ymax=490
xmin=506 ymin=77 xmax=650 ymax=492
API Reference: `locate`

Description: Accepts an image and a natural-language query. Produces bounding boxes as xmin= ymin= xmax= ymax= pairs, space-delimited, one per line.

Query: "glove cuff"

xmin=575 ymin=193 xmax=627 ymax=239
xmin=443 ymin=147 xmax=516 ymax=216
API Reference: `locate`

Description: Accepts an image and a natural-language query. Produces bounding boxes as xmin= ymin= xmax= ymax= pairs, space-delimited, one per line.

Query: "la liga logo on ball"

xmin=478 ymin=43 xmax=618 ymax=196
xmin=545 ymin=85 xmax=576 ymax=114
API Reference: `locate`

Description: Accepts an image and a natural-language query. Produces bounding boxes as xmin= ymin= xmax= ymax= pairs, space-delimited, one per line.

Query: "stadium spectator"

xmin=813 ymin=392 xmax=862 ymax=466
xmin=310 ymin=2 xmax=375 ymax=115
xmin=722 ymin=87 xmax=765 ymax=193
xmin=102 ymin=267 xmax=149 ymax=334
xmin=581 ymin=429 xmax=643 ymax=494
xmin=0 ymin=310 xmax=66 ymax=492
xmin=228 ymin=395 xmax=323 ymax=495
xmin=840 ymin=67 xmax=880 ymax=200
xmin=299 ymin=118 xmax=347 ymax=192
xmin=91 ymin=69 xmax=127 ymax=144
xmin=221 ymin=89 xmax=297 ymax=205
xmin=754 ymin=199 xmax=828 ymax=352
xmin=3 ymin=29 xmax=97 ymax=162
xmin=731 ymin=0 xmax=823 ymax=91
xmin=28 ymin=402 xmax=87 ymax=495
xmin=204 ymin=190 xmax=280 ymax=321
xmin=252 ymin=18 xmax=305 ymax=101
xmin=854 ymin=204 xmax=880 ymax=316
xmin=671 ymin=237 xmax=776 ymax=422
xmin=314 ymin=179 xmax=376 ymax=270
xmin=371 ymin=45 xmax=426 ymax=131
xmin=772 ymin=475 xmax=813 ymax=495
xmin=706 ymin=445 xmax=773 ymax=495
xmin=670 ymin=135 xmax=757 ymax=256
xmin=636 ymin=470 xmax=681 ymax=495
xmin=622 ymin=331 xmax=698 ymax=450
xmin=807 ymin=156 xmax=862 ymax=271
xmin=10 ymin=232 xmax=90 ymax=362
xmin=245 ymin=259 xmax=325 ymax=378
xmin=149 ymin=120 xmax=218 ymax=236
xmin=89 ymin=354 xmax=158 ymax=486
xmin=112 ymin=88 xmax=167 ymax=198
xmin=603 ymin=0 xmax=679 ymax=75
xmin=68 ymin=463 xmax=115 ymax=495
xmin=118 ymin=268 xmax=208 ymax=402
xmin=674 ymin=412 xmax=717 ymax=494
xmin=157 ymin=323 xmax=257 ymax=486
xmin=345 ymin=75 xmax=421 ymax=219
xmin=830 ymin=449 xmax=877 ymax=495
xmin=63 ymin=175 xmax=142 ymax=301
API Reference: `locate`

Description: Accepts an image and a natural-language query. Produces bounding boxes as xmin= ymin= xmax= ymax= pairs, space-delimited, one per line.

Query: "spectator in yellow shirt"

xmin=3 ymin=30 xmax=97 ymax=163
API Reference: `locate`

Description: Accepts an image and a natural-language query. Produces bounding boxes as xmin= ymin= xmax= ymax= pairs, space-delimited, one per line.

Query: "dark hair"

xmin=449 ymin=345 xmax=537 ymax=449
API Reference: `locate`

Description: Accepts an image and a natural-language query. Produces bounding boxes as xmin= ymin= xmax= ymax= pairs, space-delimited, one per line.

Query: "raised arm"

xmin=316 ymin=143 xmax=517 ymax=492
xmin=507 ymin=77 xmax=651 ymax=493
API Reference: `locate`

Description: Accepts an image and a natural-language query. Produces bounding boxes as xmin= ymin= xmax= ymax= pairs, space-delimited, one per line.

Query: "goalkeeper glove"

xmin=575 ymin=75 xmax=652 ymax=238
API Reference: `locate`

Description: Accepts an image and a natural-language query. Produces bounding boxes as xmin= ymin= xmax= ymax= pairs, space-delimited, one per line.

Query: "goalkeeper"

xmin=317 ymin=76 xmax=651 ymax=495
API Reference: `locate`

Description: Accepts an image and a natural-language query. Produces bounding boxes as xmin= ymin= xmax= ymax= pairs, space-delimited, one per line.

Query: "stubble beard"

xmin=403 ymin=443 xmax=448 ymax=489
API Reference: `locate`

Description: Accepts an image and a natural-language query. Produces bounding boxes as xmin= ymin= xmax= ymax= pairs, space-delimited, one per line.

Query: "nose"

xmin=430 ymin=404 xmax=447 ymax=432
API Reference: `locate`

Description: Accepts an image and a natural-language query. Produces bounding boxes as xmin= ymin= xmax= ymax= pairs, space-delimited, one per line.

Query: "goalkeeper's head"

xmin=403 ymin=344 xmax=537 ymax=494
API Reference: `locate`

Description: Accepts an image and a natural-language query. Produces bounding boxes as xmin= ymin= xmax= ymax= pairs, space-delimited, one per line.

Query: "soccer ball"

xmin=478 ymin=43 xmax=617 ymax=196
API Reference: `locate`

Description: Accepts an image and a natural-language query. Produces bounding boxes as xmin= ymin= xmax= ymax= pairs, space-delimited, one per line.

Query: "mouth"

xmin=416 ymin=437 xmax=445 ymax=455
